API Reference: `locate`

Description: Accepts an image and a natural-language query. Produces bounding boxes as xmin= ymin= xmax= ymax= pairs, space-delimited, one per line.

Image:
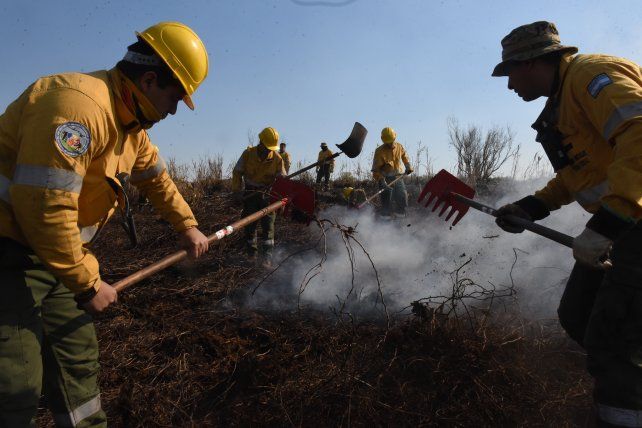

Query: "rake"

xmin=417 ymin=169 xmax=573 ymax=248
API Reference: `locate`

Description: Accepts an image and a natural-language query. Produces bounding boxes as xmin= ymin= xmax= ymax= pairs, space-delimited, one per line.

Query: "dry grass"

xmin=36 ymin=169 xmax=592 ymax=427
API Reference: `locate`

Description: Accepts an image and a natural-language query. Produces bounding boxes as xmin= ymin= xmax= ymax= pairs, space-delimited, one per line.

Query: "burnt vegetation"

xmin=37 ymin=157 xmax=588 ymax=427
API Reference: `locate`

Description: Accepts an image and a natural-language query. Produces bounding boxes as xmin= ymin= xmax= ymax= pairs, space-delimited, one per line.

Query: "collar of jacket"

xmin=107 ymin=68 xmax=162 ymax=134
xmin=551 ymin=53 xmax=576 ymax=99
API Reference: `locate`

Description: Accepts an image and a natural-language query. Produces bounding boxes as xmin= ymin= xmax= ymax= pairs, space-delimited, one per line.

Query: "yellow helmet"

xmin=259 ymin=127 xmax=280 ymax=151
xmin=136 ymin=22 xmax=209 ymax=110
xmin=342 ymin=187 xmax=354 ymax=200
xmin=381 ymin=127 xmax=397 ymax=144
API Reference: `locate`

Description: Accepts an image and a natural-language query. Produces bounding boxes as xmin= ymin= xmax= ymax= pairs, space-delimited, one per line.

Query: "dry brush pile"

xmin=38 ymin=176 xmax=591 ymax=427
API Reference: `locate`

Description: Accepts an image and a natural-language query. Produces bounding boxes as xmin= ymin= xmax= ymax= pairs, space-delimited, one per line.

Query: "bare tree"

xmin=522 ymin=151 xmax=553 ymax=180
xmin=448 ymin=118 xmax=520 ymax=187
xmin=247 ymin=128 xmax=256 ymax=147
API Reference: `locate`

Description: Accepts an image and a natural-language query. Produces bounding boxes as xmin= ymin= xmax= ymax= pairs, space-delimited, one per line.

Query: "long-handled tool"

xmin=417 ymin=169 xmax=574 ymax=248
xmin=113 ymin=178 xmax=315 ymax=293
xmin=354 ymin=174 xmax=406 ymax=209
xmin=286 ymin=122 xmax=367 ymax=179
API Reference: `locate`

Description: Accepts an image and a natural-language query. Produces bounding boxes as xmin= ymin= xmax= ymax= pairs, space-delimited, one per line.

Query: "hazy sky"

xmin=2 ymin=0 xmax=641 ymax=175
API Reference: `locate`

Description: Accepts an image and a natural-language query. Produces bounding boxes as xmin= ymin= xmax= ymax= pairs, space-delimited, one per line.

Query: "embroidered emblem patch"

xmin=587 ymin=73 xmax=612 ymax=98
xmin=54 ymin=122 xmax=91 ymax=157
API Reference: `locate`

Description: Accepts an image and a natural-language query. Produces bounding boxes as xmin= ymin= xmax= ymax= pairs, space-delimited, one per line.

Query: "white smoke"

xmin=250 ymin=178 xmax=588 ymax=320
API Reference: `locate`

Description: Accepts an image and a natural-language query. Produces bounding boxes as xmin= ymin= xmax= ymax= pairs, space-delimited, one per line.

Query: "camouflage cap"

xmin=492 ymin=21 xmax=577 ymax=77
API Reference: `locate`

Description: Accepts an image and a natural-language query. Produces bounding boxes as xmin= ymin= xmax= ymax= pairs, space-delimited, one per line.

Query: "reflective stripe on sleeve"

xmin=130 ymin=156 xmax=167 ymax=183
xmin=574 ymin=180 xmax=609 ymax=207
xmin=603 ymin=101 xmax=642 ymax=139
xmin=13 ymin=164 xmax=83 ymax=193
xmin=0 ymin=173 xmax=10 ymax=203
xmin=598 ymin=403 xmax=642 ymax=427
xmin=79 ymin=225 xmax=99 ymax=243
xmin=53 ymin=395 xmax=102 ymax=427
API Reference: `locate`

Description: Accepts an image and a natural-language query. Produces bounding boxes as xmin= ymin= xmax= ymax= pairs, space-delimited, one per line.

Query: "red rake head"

xmin=270 ymin=177 xmax=316 ymax=224
xmin=417 ymin=169 xmax=475 ymax=225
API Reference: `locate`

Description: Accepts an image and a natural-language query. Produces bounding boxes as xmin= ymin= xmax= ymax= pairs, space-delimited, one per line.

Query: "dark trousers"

xmin=558 ymin=224 xmax=642 ymax=415
xmin=379 ymin=176 xmax=408 ymax=216
xmin=316 ymin=165 xmax=331 ymax=185
xmin=242 ymin=192 xmax=276 ymax=255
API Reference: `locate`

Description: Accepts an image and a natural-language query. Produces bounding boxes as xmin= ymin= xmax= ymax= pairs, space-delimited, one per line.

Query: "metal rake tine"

xmin=422 ymin=192 xmax=438 ymax=209
xmin=438 ymin=199 xmax=451 ymax=217
xmin=444 ymin=206 xmax=458 ymax=222
xmin=431 ymin=195 xmax=450 ymax=215
xmin=451 ymin=211 xmax=466 ymax=226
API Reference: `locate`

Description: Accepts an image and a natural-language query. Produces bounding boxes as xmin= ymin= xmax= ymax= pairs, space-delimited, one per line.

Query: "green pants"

xmin=558 ymin=224 xmax=642 ymax=424
xmin=379 ymin=176 xmax=407 ymax=216
xmin=0 ymin=238 xmax=106 ymax=427
xmin=242 ymin=192 xmax=276 ymax=255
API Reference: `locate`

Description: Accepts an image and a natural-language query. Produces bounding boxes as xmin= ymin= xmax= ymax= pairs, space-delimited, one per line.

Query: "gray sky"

xmin=2 ymin=0 xmax=641 ymax=174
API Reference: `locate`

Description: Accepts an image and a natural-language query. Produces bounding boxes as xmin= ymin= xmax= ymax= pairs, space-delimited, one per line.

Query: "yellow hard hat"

xmin=381 ymin=127 xmax=396 ymax=144
xmin=343 ymin=187 xmax=354 ymax=200
xmin=136 ymin=22 xmax=209 ymax=110
xmin=259 ymin=127 xmax=280 ymax=151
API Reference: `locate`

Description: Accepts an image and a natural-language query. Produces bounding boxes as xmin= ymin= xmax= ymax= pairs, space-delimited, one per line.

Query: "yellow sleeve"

xmin=570 ymin=59 xmax=642 ymax=219
xmin=130 ymin=134 xmax=197 ymax=232
xmin=401 ymin=145 xmax=410 ymax=168
xmin=231 ymin=150 xmax=247 ymax=192
xmin=9 ymin=88 xmax=107 ymax=293
xmin=371 ymin=149 xmax=383 ymax=180
xmin=533 ymin=174 xmax=574 ymax=211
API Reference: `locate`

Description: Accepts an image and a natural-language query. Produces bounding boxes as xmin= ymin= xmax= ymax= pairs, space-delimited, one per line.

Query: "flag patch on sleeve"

xmin=587 ymin=73 xmax=612 ymax=98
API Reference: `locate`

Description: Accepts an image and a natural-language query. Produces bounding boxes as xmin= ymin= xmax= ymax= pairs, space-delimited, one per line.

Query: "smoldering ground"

xmin=243 ymin=178 xmax=588 ymax=320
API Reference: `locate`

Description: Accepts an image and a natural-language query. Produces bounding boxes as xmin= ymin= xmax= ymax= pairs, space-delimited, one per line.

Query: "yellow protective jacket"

xmin=532 ymin=54 xmax=642 ymax=224
xmin=371 ymin=142 xmax=411 ymax=180
xmin=279 ymin=150 xmax=291 ymax=174
xmin=317 ymin=149 xmax=335 ymax=170
xmin=231 ymin=146 xmax=285 ymax=191
xmin=0 ymin=68 xmax=197 ymax=294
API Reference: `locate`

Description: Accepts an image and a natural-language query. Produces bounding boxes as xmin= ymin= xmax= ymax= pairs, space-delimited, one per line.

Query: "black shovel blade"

xmin=337 ymin=122 xmax=367 ymax=158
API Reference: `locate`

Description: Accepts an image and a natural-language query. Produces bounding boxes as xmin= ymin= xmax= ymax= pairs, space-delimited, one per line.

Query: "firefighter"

xmin=316 ymin=142 xmax=335 ymax=189
xmin=342 ymin=186 xmax=367 ymax=209
xmin=492 ymin=21 xmax=642 ymax=425
xmin=279 ymin=142 xmax=291 ymax=174
xmin=232 ymin=127 xmax=286 ymax=265
xmin=371 ymin=127 xmax=413 ymax=218
xmin=0 ymin=22 xmax=210 ymax=426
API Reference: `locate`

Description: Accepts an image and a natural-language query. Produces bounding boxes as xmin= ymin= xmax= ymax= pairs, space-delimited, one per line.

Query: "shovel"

xmin=417 ymin=169 xmax=574 ymax=248
xmin=113 ymin=178 xmax=315 ymax=293
xmin=354 ymin=173 xmax=406 ymax=209
xmin=286 ymin=122 xmax=367 ymax=179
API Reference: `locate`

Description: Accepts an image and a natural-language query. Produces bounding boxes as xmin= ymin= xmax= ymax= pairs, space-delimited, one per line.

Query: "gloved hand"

xmin=404 ymin=167 xmax=413 ymax=175
xmin=495 ymin=203 xmax=532 ymax=233
xmin=378 ymin=178 xmax=390 ymax=189
xmin=573 ymin=227 xmax=613 ymax=270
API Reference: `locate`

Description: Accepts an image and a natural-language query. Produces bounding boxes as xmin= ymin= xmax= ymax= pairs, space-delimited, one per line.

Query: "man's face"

xmin=280 ymin=144 xmax=286 ymax=152
xmin=506 ymin=61 xmax=541 ymax=102
xmin=140 ymin=72 xmax=186 ymax=121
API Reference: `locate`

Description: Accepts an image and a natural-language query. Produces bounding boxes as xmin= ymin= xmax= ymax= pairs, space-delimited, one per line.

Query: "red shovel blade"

xmin=417 ymin=169 xmax=475 ymax=225
xmin=270 ymin=177 xmax=316 ymax=224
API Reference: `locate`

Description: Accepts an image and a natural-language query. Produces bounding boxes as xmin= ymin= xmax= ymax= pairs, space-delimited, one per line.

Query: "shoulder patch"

xmin=55 ymin=122 xmax=91 ymax=158
xmin=587 ymin=73 xmax=613 ymax=98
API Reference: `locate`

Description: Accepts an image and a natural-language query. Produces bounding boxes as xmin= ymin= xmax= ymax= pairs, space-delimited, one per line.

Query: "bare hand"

xmin=179 ymin=227 xmax=209 ymax=259
xmin=495 ymin=203 xmax=532 ymax=233
xmin=82 ymin=281 xmax=118 ymax=315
